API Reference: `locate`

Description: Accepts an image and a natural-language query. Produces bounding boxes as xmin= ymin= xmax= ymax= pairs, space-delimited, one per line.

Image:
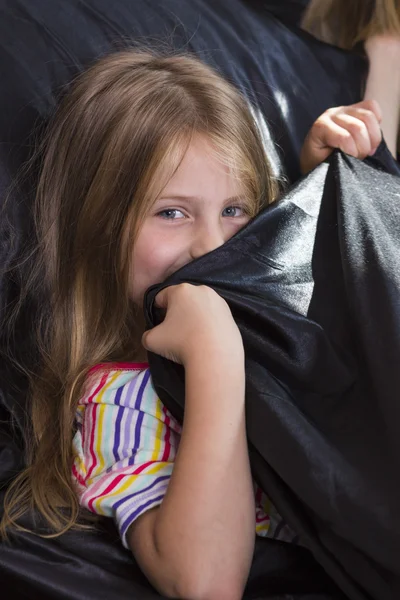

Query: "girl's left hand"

xmin=300 ymin=99 xmax=383 ymax=173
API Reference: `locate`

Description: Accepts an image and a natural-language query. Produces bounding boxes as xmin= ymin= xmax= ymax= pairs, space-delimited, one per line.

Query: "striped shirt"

xmin=72 ymin=362 xmax=297 ymax=548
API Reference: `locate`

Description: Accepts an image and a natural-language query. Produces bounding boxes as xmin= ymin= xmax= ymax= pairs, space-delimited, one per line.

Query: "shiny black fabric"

xmin=0 ymin=511 xmax=346 ymax=599
xmin=145 ymin=143 xmax=400 ymax=600
xmin=0 ymin=0 xmax=376 ymax=598
xmin=249 ymin=0 xmax=310 ymax=27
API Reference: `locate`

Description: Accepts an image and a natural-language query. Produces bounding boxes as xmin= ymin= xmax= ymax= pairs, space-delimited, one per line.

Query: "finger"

xmin=141 ymin=329 xmax=151 ymax=350
xmin=344 ymin=107 xmax=382 ymax=154
xmin=154 ymin=284 xmax=183 ymax=309
xmin=141 ymin=326 xmax=163 ymax=354
xmin=154 ymin=287 xmax=170 ymax=309
xmin=331 ymin=113 xmax=372 ymax=157
xmin=141 ymin=326 xmax=181 ymax=364
xmin=314 ymin=117 xmax=359 ymax=157
xmin=351 ymin=99 xmax=382 ymax=124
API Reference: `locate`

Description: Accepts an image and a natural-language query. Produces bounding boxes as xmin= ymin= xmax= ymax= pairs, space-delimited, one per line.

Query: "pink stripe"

xmin=81 ymin=411 xmax=86 ymax=449
xmin=88 ymin=362 xmax=149 ymax=375
xmin=161 ymin=405 xmax=172 ymax=462
xmin=80 ymin=462 xmax=147 ymax=502
xmin=86 ymin=371 xmax=110 ymax=404
xmin=88 ymin=474 xmax=125 ymax=512
xmin=72 ymin=463 xmax=86 ymax=487
xmin=86 ymin=460 xmax=157 ymax=512
xmin=85 ymin=372 xmax=110 ymax=481
xmin=85 ymin=405 xmax=99 ymax=482
xmin=127 ymin=460 xmax=155 ymax=476
xmin=256 ymin=510 xmax=270 ymax=523
xmin=81 ymin=471 xmax=120 ymax=501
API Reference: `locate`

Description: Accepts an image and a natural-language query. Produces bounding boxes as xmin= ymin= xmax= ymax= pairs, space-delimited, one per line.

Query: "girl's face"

xmin=130 ymin=134 xmax=251 ymax=305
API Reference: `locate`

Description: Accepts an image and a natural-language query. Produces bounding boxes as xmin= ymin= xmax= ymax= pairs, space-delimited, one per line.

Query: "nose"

xmin=189 ymin=221 xmax=225 ymax=260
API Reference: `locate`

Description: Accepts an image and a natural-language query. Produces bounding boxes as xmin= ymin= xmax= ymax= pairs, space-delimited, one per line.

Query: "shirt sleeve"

xmin=72 ymin=367 xmax=182 ymax=548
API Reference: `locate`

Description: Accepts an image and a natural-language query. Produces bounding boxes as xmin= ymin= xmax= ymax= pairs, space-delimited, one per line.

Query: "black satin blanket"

xmin=145 ymin=144 xmax=400 ymax=600
xmin=1 ymin=1 xmax=395 ymax=599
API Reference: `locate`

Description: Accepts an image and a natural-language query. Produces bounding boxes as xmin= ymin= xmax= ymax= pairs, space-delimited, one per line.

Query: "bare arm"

xmin=363 ymin=35 xmax=400 ymax=157
xmin=128 ymin=286 xmax=255 ymax=600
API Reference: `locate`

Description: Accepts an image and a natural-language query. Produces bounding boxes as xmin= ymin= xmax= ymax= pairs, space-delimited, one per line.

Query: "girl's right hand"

xmin=142 ymin=283 xmax=244 ymax=366
xmin=300 ymin=99 xmax=383 ymax=173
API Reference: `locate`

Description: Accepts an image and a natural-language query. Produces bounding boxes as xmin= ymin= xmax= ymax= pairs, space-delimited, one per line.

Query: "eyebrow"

xmin=157 ymin=195 xmax=244 ymax=203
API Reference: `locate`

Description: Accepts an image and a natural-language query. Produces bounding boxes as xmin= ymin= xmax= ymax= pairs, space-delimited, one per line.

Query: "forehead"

xmin=160 ymin=134 xmax=243 ymax=199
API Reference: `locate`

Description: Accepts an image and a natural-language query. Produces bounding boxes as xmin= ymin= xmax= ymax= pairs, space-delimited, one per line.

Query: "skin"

xmin=130 ymin=135 xmax=251 ymax=307
xmin=300 ymin=99 xmax=383 ymax=173
xmin=363 ymin=35 xmax=400 ymax=158
xmin=129 ymin=136 xmax=254 ymax=600
xmin=127 ymin=105 xmax=383 ymax=599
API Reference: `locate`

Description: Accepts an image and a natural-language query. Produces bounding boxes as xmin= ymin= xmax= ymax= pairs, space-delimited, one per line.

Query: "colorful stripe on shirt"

xmin=72 ymin=363 xmax=297 ymax=548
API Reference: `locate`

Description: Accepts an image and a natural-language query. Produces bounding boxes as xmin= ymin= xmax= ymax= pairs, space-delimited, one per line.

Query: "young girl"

xmin=0 ymin=49 xmax=382 ymax=599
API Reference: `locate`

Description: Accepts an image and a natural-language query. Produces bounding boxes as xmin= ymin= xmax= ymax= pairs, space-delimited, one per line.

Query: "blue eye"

xmin=222 ymin=206 xmax=245 ymax=217
xmin=157 ymin=209 xmax=185 ymax=220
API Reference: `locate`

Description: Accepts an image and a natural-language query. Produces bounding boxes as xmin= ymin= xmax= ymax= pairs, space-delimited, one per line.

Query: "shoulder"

xmin=80 ymin=362 xmax=152 ymax=406
xmin=78 ymin=362 xmax=180 ymax=428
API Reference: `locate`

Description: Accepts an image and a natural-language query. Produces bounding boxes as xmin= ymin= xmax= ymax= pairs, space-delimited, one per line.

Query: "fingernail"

xmin=368 ymin=147 xmax=377 ymax=156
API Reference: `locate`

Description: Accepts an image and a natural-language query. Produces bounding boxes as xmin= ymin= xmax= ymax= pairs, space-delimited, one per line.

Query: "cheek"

xmin=225 ymin=216 xmax=251 ymax=240
xmin=130 ymin=227 xmax=181 ymax=302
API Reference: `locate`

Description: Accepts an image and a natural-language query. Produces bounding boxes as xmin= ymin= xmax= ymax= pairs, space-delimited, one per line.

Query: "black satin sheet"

xmin=0 ymin=1 xmax=383 ymax=599
xmin=145 ymin=144 xmax=400 ymax=600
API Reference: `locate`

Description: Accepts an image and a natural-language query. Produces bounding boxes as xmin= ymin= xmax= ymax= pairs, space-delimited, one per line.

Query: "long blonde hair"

xmin=302 ymin=0 xmax=400 ymax=49
xmin=0 ymin=48 xmax=277 ymax=538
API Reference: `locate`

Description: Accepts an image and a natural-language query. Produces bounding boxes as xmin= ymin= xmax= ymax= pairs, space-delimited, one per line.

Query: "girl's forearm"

xmin=130 ymin=355 xmax=255 ymax=600
xmin=364 ymin=36 xmax=400 ymax=157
